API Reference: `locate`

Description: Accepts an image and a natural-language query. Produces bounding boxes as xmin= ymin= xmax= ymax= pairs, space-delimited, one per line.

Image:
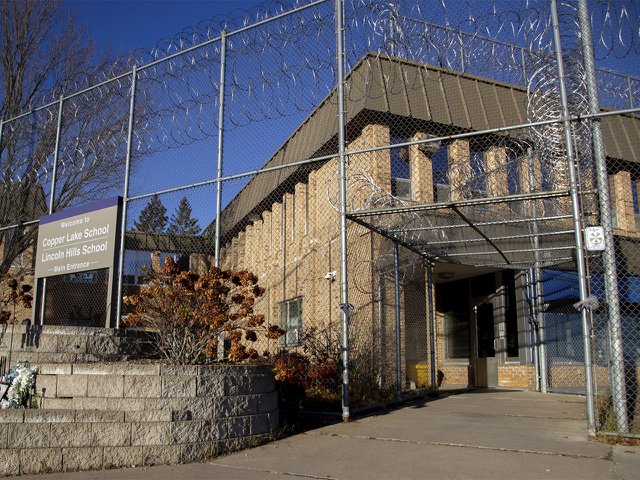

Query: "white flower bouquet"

xmin=0 ymin=363 xmax=38 ymax=409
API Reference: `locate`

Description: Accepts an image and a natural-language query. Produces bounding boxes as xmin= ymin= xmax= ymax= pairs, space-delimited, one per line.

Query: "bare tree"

xmin=0 ymin=0 xmax=130 ymax=274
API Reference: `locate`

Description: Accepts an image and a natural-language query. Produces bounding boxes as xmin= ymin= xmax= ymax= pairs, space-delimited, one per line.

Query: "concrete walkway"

xmin=17 ymin=390 xmax=640 ymax=479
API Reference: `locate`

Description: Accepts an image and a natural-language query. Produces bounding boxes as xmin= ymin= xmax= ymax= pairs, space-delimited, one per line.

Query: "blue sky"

xmin=65 ymin=0 xmax=263 ymax=57
xmin=63 ymin=0 xmax=306 ymax=231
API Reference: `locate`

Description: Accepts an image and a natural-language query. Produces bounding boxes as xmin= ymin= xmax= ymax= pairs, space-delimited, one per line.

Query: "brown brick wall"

xmin=498 ymin=365 xmax=536 ymax=389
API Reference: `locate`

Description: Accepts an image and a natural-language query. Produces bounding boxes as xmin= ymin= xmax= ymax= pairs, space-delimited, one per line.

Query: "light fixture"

xmin=437 ymin=271 xmax=455 ymax=280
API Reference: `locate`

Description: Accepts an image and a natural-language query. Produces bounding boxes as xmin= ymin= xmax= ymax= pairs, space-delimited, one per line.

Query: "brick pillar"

xmin=271 ymin=201 xmax=284 ymax=308
xmin=449 ymin=139 xmax=470 ymax=201
xmin=271 ymin=203 xmax=283 ymax=254
xmin=262 ymin=211 xmax=272 ymax=262
xmin=519 ymin=152 xmax=543 ymax=217
xmin=610 ymin=171 xmax=636 ymax=232
xmin=294 ymin=183 xmax=307 ymax=245
xmin=410 ymin=132 xmax=434 ymax=203
xmin=359 ymin=124 xmax=391 ymax=192
xmin=485 ymin=146 xmax=508 ymax=198
xmin=244 ymin=225 xmax=254 ymax=271
xmin=284 ymin=192 xmax=295 ymax=246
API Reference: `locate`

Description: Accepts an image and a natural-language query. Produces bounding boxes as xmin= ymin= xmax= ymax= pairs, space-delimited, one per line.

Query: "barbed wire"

xmin=1 ymin=0 xmax=638 ymax=214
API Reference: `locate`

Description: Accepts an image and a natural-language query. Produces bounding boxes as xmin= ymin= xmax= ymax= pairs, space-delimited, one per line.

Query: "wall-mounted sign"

xmin=34 ymin=197 xmax=122 ymax=279
xmin=584 ymin=226 xmax=606 ymax=252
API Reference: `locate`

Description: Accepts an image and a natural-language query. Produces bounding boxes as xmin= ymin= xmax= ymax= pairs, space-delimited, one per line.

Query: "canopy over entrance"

xmin=348 ymin=190 xmax=579 ymax=270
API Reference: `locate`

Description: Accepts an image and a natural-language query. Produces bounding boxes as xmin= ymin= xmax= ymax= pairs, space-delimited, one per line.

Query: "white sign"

xmin=584 ymin=226 xmax=606 ymax=252
xmin=34 ymin=197 xmax=121 ymax=278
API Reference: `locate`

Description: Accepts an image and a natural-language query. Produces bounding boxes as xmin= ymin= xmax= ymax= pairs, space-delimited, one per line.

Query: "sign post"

xmin=33 ymin=197 xmax=122 ymax=327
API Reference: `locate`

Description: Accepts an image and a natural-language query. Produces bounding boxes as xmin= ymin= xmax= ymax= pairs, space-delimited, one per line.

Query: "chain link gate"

xmin=0 ymin=0 xmax=638 ymax=435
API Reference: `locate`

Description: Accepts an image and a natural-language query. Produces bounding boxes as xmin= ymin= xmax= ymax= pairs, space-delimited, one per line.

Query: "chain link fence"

xmin=0 ymin=0 xmax=639 ymax=434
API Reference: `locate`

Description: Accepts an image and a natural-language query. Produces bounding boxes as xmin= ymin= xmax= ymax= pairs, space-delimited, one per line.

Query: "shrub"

xmin=0 ymin=275 xmax=33 ymax=325
xmin=123 ymin=257 xmax=284 ymax=364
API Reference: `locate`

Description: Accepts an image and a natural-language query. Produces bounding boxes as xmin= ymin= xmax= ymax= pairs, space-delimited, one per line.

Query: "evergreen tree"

xmin=167 ymin=197 xmax=201 ymax=236
xmin=133 ymin=194 xmax=167 ymax=233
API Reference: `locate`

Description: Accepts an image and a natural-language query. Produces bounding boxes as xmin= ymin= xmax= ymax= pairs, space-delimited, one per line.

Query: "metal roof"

xmin=214 ymin=53 xmax=640 ymax=244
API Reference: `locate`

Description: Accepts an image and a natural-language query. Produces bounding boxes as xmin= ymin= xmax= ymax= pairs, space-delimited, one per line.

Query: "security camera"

xmin=324 ymin=271 xmax=337 ymax=281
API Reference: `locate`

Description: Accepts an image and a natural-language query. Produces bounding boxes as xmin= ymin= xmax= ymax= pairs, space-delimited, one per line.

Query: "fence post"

xmin=427 ymin=260 xmax=437 ymax=391
xmin=527 ymin=147 xmax=548 ymax=392
xmin=335 ymin=0 xmax=350 ymax=423
xmin=393 ymin=241 xmax=402 ymax=401
xmin=115 ymin=66 xmax=138 ymax=329
xmin=458 ymin=31 xmax=465 ymax=72
xmin=214 ymin=32 xmax=227 ymax=268
xmin=520 ymin=47 xmax=528 ymax=85
xmin=577 ymin=0 xmax=629 ymax=435
xmin=377 ymin=270 xmax=384 ymax=389
xmin=550 ymin=0 xmax=596 ymax=434
xmin=48 ymin=96 xmax=64 ymax=215
xmin=37 ymin=95 xmax=64 ymax=325
xmin=526 ymin=270 xmax=541 ymax=390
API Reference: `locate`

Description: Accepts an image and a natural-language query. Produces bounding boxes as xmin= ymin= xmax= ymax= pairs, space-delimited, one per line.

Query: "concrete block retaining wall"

xmin=0 ymin=325 xmax=154 ymax=365
xmin=0 ymin=363 xmax=278 ymax=476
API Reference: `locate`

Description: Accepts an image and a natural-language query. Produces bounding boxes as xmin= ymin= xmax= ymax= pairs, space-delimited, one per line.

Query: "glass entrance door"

xmin=474 ymin=302 xmax=498 ymax=387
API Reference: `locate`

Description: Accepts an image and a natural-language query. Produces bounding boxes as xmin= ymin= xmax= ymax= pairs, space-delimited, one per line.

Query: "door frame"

xmin=472 ymin=293 xmax=503 ymax=387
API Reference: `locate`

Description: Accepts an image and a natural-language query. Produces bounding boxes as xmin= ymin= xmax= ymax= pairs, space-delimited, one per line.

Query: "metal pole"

xmin=389 ymin=11 xmax=396 ymax=56
xmin=533 ymin=267 xmax=548 ymax=392
xmin=115 ymin=67 xmax=138 ymax=329
xmin=427 ymin=259 xmax=437 ymax=391
xmin=577 ymin=0 xmax=629 ymax=434
xmin=214 ymin=33 xmax=227 ymax=268
xmin=377 ymin=270 xmax=384 ymax=389
xmin=39 ymin=95 xmax=65 ymax=325
xmin=526 ymin=269 xmax=541 ymax=391
xmin=393 ymin=241 xmax=402 ymax=402
xmin=550 ymin=0 xmax=596 ymax=434
xmin=527 ymin=147 xmax=548 ymax=392
xmin=0 ymin=119 xmax=10 ymax=368
xmin=48 ymin=96 xmax=64 ymax=215
xmin=458 ymin=31 xmax=465 ymax=72
xmin=335 ymin=0 xmax=350 ymax=422
xmin=520 ymin=47 xmax=528 ymax=85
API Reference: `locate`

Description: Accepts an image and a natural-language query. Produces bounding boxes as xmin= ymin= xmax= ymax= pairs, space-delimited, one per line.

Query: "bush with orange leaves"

xmin=123 ymin=257 xmax=285 ymax=364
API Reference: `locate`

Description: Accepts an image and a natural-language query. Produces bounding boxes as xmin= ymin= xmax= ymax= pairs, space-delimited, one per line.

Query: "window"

xmin=507 ymin=156 xmax=520 ymax=195
xmin=432 ymin=143 xmax=449 ymax=202
xmin=390 ymin=137 xmax=411 ymax=199
xmin=444 ymin=311 xmax=470 ymax=360
xmin=632 ymin=181 xmax=640 ymax=231
xmin=469 ymin=150 xmax=486 ymax=198
xmin=280 ymin=297 xmax=302 ymax=347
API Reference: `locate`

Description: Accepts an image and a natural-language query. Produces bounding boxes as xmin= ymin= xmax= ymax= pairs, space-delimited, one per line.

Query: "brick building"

xmin=201 ymin=53 xmax=640 ymax=391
